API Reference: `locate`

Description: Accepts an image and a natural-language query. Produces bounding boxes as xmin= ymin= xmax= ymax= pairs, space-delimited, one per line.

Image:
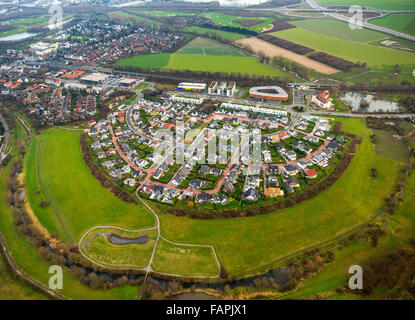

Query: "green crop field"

xmin=115 ymin=53 xmax=170 ymax=69
xmin=24 ymin=129 xmax=155 ymax=242
xmin=201 ymin=12 xmax=274 ymax=33
xmin=318 ymin=0 xmax=415 ymax=11
xmin=159 ymin=118 xmax=401 ymax=275
xmin=176 ymin=37 xmax=245 ymax=56
xmin=371 ymin=13 xmax=415 ymax=37
xmin=185 ymin=26 xmax=247 ymax=41
xmin=272 ymin=28 xmax=415 ymax=68
xmin=165 ymin=53 xmax=284 ymax=76
xmin=291 ymin=18 xmax=388 ymax=43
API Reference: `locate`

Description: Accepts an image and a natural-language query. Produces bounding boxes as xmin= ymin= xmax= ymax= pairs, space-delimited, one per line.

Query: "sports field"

xmin=201 ymin=12 xmax=274 ymax=33
xmin=176 ymin=37 xmax=245 ymax=56
xmin=318 ymin=0 xmax=415 ymax=11
xmin=272 ymin=28 xmax=415 ymax=67
xmin=290 ymin=18 xmax=388 ymax=43
xmin=370 ymin=13 xmax=415 ymax=37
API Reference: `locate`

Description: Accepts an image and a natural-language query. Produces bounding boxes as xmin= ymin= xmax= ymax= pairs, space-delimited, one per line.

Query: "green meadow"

xmin=185 ymin=26 xmax=247 ymax=41
xmin=272 ymin=28 xmax=415 ymax=68
xmin=371 ymin=13 xmax=415 ymax=37
xmin=201 ymin=12 xmax=274 ymax=33
xmin=290 ymin=18 xmax=388 ymax=43
xmin=176 ymin=37 xmax=245 ymax=56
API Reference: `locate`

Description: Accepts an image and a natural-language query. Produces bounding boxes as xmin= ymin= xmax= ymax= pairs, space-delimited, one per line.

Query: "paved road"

xmin=305 ymin=0 xmax=415 ymax=42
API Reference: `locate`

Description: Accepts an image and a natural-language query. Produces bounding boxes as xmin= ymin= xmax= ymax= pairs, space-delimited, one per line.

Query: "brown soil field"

xmin=236 ymin=37 xmax=340 ymax=74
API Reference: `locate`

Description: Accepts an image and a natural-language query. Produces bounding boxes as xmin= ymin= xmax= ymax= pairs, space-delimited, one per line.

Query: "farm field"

xmin=176 ymin=37 xmax=245 ymax=56
xmin=165 ymin=53 xmax=284 ymax=77
xmin=115 ymin=53 xmax=169 ymax=69
xmin=159 ymin=118 xmax=402 ymax=275
xmin=24 ymin=129 xmax=155 ymax=242
xmin=185 ymin=26 xmax=247 ymax=41
xmin=318 ymin=0 xmax=415 ymax=11
xmin=107 ymin=11 xmax=162 ymax=27
xmin=370 ymin=13 xmax=415 ymax=37
xmin=290 ymin=18 xmax=388 ymax=43
xmin=272 ymin=28 xmax=415 ymax=67
xmin=235 ymin=37 xmax=340 ymax=74
xmin=201 ymin=12 xmax=274 ymax=33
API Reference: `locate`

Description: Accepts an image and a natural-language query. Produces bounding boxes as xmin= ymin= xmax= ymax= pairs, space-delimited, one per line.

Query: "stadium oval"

xmin=249 ymin=86 xmax=289 ymax=102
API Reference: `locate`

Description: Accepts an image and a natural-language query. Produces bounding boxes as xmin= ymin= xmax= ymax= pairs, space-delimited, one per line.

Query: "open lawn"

xmin=152 ymin=238 xmax=219 ymax=277
xmin=159 ymin=118 xmax=402 ymax=275
xmin=24 ymin=129 xmax=155 ymax=242
xmin=272 ymin=28 xmax=415 ymax=68
xmin=318 ymin=0 xmax=415 ymax=11
xmin=371 ymin=13 xmax=415 ymax=37
xmin=185 ymin=26 xmax=247 ymax=41
xmin=291 ymin=18 xmax=388 ymax=43
xmin=176 ymin=37 xmax=245 ymax=56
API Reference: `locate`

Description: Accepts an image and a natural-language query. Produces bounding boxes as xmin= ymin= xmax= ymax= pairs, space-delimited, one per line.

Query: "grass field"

xmin=290 ymin=19 xmax=388 ymax=43
xmin=272 ymin=28 xmax=415 ymax=67
xmin=82 ymin=227 xmax=158 ymax=268
xmin=108 ymin=11 xmax=162 ymax=27
xmin=201 ymin=12 xmax=274 ymax=33
xmin=116 ymin=53 xmax=169 ymax=69
xmin=318 ymin=0 xmax=415 ymax=11
xmin=159 ymin=118 xmax=402 ymax=275
xmin=176 ymin=37 xmax=245 ymax=56
xmin=185 ymin=26 xmax=247 ymax=41
xmin=152 ymin=239 xmax=219 ymax=277
xmin=371 ymin=13 xmax=415 ymax=37
xmin=372 ymin=129 xmax=411 ymax=163
xmin=24 ymin=129 xmax=155 ymax=242
xmin=165 ymin=53 xmax=285 ymax=77
xmin=0 ymin=113 xmax=138 ymax=300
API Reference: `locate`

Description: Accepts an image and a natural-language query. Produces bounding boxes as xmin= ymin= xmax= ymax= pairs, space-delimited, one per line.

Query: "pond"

xmin=107 ymin=233 xmax=149 ymax=245
xmin=340 ymin=92 xmax=400 ymax=112
xmin=0 ymin=32 xmax=36 ymax=42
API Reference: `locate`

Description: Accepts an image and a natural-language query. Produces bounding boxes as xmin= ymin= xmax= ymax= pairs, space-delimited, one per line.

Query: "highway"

xmin=305 ymin=0 xmax=415 ymax=42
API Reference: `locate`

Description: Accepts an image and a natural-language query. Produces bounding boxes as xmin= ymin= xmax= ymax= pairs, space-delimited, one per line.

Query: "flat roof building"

xmin=81 ymin=73 xmax=109 ymax=84
xmin=249 ymin=86 xmax=289 ymax=101
xmin=177 ymin=82 xmax=206 ymax=91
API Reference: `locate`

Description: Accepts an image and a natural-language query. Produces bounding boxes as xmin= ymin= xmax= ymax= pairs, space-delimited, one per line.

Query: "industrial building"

xmin=177 ymin=82 xmax=206 ymax=92
xmin=118 ymin=77 xmax=139 ymax=87
xmin=81 ymin=73 xmax=109 ymax=84
xmin=207 ymin=81 xmax=236 ymax=97
xmin=249 ymin=86 xmax=289 ymax=102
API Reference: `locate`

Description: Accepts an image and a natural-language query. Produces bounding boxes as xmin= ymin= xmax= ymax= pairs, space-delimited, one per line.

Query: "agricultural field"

xmin=165 ymin=53 xmax=284 ymax=77
xmin=370 ymin=13 xmax=415 ymax=37
xmin=272 ymin=28 xmax=415 ymax=68
xmin=185 ymin=26 xmax=247 ymax=41
xmin=372 ymin=129 xmax=411 ymax=163
xmin=176 ymin=37 xmax=245 ymax=56
xmin=159 ymin=118 xmax=402 ymax=275
xmin=116 ymin=53 xmax=170 ymax=69
xmin=107 ymin=11 xmax=162 ymax=27
xmin=318 ymin=0 xmax=415 ymax=11
xmin=201 ymin=12 xmax=274 ymax=33
xmin=290 ymin=19 xmax=388 ymax=43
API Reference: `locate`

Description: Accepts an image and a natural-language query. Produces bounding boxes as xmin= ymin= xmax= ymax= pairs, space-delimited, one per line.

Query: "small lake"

xmin=340 ymin=92 xmax=400 ymax=112
xmin=0 ymin=32 xmax=36 ymax=42
xmin=107 ymin=233 xmax=149 ymax=245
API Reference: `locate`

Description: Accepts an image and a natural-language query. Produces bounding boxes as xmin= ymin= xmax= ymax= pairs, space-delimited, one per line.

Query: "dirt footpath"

xmin=236 ymin=37 xmax=340 ymax=75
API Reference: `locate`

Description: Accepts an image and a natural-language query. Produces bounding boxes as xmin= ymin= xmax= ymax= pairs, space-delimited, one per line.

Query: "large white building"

xmin=208 ymin=81 xmax=236 ymax=97
xmin=312 ymin=90 xmax=333 ymax=109
xmin=29 ymin=42 xmax=59 ymax=56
